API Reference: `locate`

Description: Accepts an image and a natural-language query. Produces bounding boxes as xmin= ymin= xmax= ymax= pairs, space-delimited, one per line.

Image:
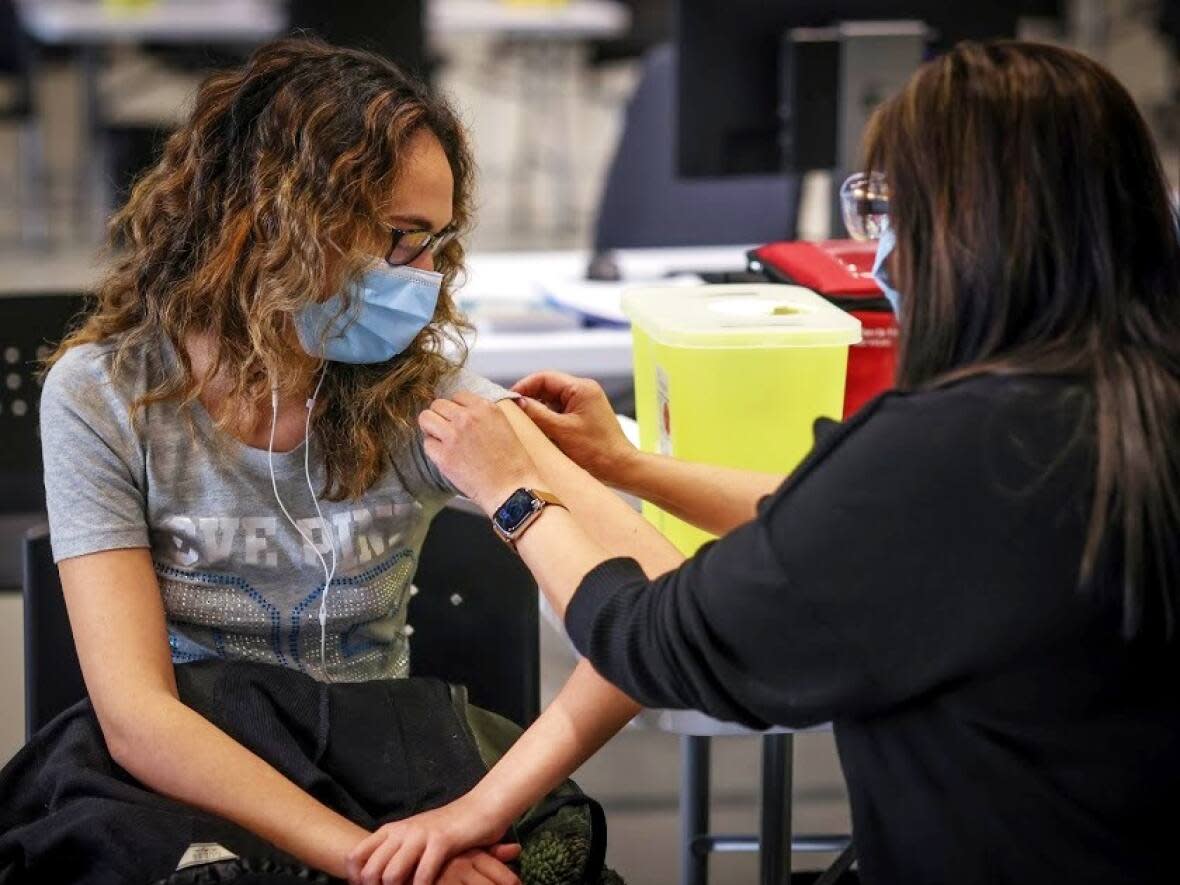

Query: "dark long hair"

xmin=52 ymin=37 xmax=475 ymax=502
xmin=863 ymin=41 xmax=1180 ymax=638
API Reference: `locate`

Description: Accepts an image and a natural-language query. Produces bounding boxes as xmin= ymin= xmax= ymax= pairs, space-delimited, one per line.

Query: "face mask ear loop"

xmin=269 ymin=379 xmax=336 ymax=681
xmin=304 ymin=366 xmax=338 ymax=681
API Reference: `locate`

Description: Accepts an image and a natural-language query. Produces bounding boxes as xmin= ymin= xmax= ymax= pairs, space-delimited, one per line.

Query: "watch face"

xmin=495 ymin=489 xmax=538 ymax=534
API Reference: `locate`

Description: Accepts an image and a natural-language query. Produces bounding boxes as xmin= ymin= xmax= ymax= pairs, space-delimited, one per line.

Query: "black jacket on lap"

xmin=0 ymin=663 xmax=488 ymax=885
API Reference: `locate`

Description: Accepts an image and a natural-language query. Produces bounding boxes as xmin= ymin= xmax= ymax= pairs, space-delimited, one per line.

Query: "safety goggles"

xmin=839 ymin=172 xmax=890 ymax=241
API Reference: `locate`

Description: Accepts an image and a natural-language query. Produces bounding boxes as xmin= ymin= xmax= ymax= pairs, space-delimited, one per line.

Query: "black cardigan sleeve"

xmin=564 ymin=380 xmax=1096 ymax=729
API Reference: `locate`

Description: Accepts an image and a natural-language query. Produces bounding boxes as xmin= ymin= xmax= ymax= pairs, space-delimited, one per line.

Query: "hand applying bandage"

xmin=418 ymin=392 xmax=545 ymax=517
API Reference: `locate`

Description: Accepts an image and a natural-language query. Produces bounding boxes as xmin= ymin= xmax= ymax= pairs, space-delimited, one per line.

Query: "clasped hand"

xmin=346 ymin=797 xmax=520 ymax=885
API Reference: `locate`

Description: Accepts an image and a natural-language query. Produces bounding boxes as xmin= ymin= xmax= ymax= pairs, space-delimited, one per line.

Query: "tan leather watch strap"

xmin=529 ymin=489 xmax=566 ymax=509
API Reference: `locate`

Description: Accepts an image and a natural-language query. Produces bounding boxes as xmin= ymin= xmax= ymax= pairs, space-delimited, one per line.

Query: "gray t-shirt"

xmin=40 ymin=337 xmax=511 ymax=682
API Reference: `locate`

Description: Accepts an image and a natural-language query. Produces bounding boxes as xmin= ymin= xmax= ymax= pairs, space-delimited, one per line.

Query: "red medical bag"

xmin=750 ymin=240 xmax=899 ymax=418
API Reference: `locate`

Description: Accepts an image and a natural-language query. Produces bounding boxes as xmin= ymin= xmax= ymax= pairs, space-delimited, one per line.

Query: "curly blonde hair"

xmin=51 ymin=37 xmax=475 ymax=501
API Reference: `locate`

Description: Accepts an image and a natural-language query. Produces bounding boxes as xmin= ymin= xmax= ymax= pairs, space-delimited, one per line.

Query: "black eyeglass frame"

xmin=383 ymin=224 xmax=458 ymax=267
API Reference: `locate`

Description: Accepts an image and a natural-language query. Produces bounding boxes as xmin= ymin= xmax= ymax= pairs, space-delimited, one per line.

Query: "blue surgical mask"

xmin=871 ymin=227 xmax=902 ymax=316
xmin=295 ymin=262 xmax=442 ymax=363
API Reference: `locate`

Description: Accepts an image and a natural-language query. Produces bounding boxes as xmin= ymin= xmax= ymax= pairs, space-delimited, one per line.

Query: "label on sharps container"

xmin=656 ymin=365 xmax=672 ymax=456
xmin=176 ymin=843 xmax=239 ymax=871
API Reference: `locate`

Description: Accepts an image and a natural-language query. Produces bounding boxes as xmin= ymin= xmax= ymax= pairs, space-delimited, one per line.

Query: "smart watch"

xmin=492 ymin=488 xmax=565 ymax=549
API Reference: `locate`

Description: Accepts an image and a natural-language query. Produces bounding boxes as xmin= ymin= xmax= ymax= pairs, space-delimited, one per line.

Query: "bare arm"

xmin=612 ymin=450 xmax=784 ymax=536
xmin=513 ymin=372 xmax=784 ymax=535
xmin=60 ymin=548 xmax=369 ymax=880
xmin=457 ymin=656 xmax=638 ymax=823
xmin=351 ymin=400 xmax=680 ymax=884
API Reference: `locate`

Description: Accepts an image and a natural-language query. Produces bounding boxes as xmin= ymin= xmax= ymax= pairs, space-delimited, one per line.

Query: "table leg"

xmin=760 ymin=733 xmax=793 ymax=885
xmin=78 ymin=45 xmax=112 ymax=241
xmin=510 ymin=40 xmax=539 ymax=231
xmin=17 ymin=120 xmax=51 ymax=248
xmin=813 ymin=842 xmax=856 ymax=885
xmin=509 ymin=39 xmax=582 ymax=236
xmin=550 ymin=40 xmax=578 ymax=235
xmin=680 ymin=734 xmax=711 ymax=885
xmin=20 ymin=41 xmax=51 ymax=248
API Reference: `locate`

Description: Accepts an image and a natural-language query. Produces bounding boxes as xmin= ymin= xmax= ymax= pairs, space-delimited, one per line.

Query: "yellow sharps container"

xmin=622 ymin=283 xmax=862 ymax=554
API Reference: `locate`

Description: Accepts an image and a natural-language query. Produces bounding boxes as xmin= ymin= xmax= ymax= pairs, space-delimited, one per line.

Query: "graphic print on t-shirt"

xmin=156 ymin=501 xmax=419 ymax=571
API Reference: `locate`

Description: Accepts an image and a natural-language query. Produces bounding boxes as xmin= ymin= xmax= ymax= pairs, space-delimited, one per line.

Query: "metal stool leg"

xmin=17 ymin=120 xmax=52 ymax=249
xmin=813 ymin=842 xmax=856 ymax=885
xmin=760 ymin=733 xmax=793 ymax=885
xmin=680 ymin=735 xmax=711 ymax=885
xmin=77 ymin=46 xmax=111 ymax=241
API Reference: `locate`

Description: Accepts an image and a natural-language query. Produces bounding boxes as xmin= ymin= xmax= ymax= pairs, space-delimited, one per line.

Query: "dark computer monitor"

xmin=676 ymin=1 xmax=1050 ymax=178
xmin=288 ymin=0 xmax=427 ymax=80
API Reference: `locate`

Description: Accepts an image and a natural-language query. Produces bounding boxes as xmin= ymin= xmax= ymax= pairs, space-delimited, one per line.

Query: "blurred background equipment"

xmin=592 ymin=45 xmax=801 ymax=252
xmin=1156 ymin=0 xmax=1180 ymax=150
xmin=675 ymin=0 xmax=1074 ymax=241
xmin=675 ymin=0 xmax=1027 ymax=180
xmin=16 ymin=0 xmax=286 ymax=238
xmin=674 ymin=0 xmax=1071 ymax=180
xmin=0 ymin=0 xmax=48 ymax=247
xmin=585 ymin=0 xmax=671 ymax=68
xmin=288 ymin=0 xmax=427 ymax=78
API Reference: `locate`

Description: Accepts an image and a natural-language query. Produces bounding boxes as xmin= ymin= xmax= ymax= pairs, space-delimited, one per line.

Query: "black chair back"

xmin=410 ymin=503 xmax=540 ymax=727
xmin=22 ymin=525 xmax=85 ymax=741
xmin=1 ymin=293 xmax=90 ymax=587
xmin=0 ymin=293 xmax=90 ymax=513
xmin=22 ymin=504 xmax=539 ymax=738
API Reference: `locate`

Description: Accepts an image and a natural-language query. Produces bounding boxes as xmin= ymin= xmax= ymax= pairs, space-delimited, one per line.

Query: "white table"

xmin=19 ymin=0 xmax=628 ymax=45
xmin=458 ymin=245 xmax=751 ymax=382
xmin=20 ymin=0 xmax=627 ymax=45
xmin=16 ymin=0 xmax=286 ymax=45
xmin=430 ymin=0 xmax=628 ymax=40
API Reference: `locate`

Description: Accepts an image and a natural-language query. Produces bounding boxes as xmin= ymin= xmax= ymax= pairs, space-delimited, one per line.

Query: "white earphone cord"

xmin=268 ymin=366 xmax=337 ymax=681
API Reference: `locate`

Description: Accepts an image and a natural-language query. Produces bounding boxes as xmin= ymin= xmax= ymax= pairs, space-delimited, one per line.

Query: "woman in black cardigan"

xmin=417 ymin=41 xmax=1180 ymax=885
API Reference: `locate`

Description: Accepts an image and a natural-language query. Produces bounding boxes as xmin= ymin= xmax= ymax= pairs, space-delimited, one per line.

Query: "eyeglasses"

xmin=839 ymin=172 xmax=890 ymax=241
xmin=383 ymin=224 xmax=458 ymax=267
